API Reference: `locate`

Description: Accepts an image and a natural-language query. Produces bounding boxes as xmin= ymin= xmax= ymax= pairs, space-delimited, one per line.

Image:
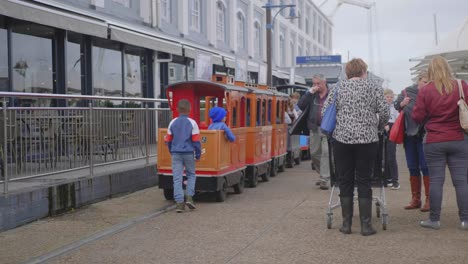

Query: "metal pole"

xmin=88 ymin=103 xmax=94 ymax=178
xmin=2 ymin=98 xmax=8 ymax=195
xmin=145 ymin=104 xmax=150 ymax=165
xmin=266 ymin=7 xmax=272 ymax=88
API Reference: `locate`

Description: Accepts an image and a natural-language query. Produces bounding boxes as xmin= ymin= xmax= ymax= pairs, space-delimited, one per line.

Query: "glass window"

xmin=279 ymin=34 xmax=285 ymax=66
xmin=305 ymin=18 xmax=309 ymax=35
xmin=254 ymin=22 xmax=261 ymax=59
xmin=67 ymin=33 xmax=82 ymax=96
xmin=313 ymin=12 xmax=317 ymax=40
xmin=92 ymin=39 xmax=122 ymax=105
xmin=237 ymin=12 xmax=245 ymax=50
xmin=191 ymin=0 xmax=201 ymax=32
xmin=0 ymin=17 xmax=8 ymax=91
xmin=124 ymin=48 xmax=146 ymax=98
xmin=161 ymin=0 xmax=171 ymax=23
xmin=246 ymin=98 xmax=251 ymax=126
xmin=11 ymin=22 xmax=54 ymax=106
xmin=298 ymin=11 xmax=302 ymax=29
xmin=290 ymin=41 xmax=295 ymax=66
xmin=267 ymin=99 xmax=272 ymax=125
xmin=216 ymin=1 xmax=226 ymax=42
xmin=232 ymin=102 xmax=238 ymax=128
xmin=318 ymin=17 xmax=322 ymax=44
xmin=298 ymin=45 xmax=302 ymax=56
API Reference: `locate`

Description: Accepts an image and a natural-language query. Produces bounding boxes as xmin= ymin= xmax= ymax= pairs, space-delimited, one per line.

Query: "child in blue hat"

xmin=208 ymin=107 xmax=236 ymax=142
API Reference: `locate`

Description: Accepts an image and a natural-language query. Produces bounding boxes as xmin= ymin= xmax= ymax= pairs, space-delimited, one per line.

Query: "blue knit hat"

xmin=209 ymin=107 xmax=227 ymax=122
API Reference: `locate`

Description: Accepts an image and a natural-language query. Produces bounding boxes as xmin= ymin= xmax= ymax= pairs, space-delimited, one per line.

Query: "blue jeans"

xmin=404 ymin=135 xmax=428 ymax=176
xmin=172 ymin=153 xmax=197 ymax=203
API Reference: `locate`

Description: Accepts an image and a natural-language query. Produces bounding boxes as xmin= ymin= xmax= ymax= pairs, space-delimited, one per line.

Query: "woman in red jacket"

xmin=412 ymin=56 xmax=468 ymax=230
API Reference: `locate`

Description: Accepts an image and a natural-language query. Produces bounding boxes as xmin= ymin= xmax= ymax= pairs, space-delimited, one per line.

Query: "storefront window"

xmin=0 ymin=17 xmax=8 ymax=91
xmin=124 ymin=49 xmax=144 ymax=98
xmin=67 ymin=33 xmax=82 ymax=96
xmin=11 ymin=22 xmax=54 ymax=106
xmin=92 ymin=39 xmax=122 ymax=107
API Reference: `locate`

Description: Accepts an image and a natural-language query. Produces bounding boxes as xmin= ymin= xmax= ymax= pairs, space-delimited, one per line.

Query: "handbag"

xmin=389 ymin=89 xmax=407 ymax=144
xmin=456 ymin=79 xmax=468 ymax=134
xmin=320 ymin=83 xmax=340 ymax=136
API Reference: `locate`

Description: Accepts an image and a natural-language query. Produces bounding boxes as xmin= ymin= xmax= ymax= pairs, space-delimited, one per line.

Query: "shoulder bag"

xmin=320 ymin=83 xmax=340 ymax=136
xmin=457 ymin=79 xmax=468 ymax=134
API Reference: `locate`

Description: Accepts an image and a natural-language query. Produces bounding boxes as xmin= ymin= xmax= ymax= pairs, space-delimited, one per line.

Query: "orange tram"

xmin=157 ymin=75 xmax=289 ymax=202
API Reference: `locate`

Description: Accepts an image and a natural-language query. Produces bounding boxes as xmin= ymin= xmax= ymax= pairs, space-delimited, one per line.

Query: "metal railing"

xmin=0 ymin=92 xmax=172 ymax=195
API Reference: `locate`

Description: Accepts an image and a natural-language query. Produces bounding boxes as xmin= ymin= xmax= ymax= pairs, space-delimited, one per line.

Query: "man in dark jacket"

xmin=297 ymin=74 xmax=330 ymax=190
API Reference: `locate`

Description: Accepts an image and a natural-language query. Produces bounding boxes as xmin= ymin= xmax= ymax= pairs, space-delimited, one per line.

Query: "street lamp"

xmin=262 ymin=1 xmax=298 ymax=88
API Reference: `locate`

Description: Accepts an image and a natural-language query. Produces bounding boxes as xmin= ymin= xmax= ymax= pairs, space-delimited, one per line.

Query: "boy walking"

xmin=165 ymin=99 xmax=201 ymax=213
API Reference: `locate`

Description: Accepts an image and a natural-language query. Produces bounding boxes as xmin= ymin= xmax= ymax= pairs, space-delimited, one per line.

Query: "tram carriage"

xmin=157 ymin=75 xmax=289 ymax=201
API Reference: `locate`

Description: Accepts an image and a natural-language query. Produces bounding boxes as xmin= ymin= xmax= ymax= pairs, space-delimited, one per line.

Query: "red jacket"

xmin=412 ymin=79 xmax=468 ymax=143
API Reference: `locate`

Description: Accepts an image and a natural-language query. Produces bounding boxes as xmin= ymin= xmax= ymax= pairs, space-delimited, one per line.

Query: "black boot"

xmin=358 ymin=198 xmax=376 ymax=236
xmin=339 ymin=197 xmax=353 ymax=234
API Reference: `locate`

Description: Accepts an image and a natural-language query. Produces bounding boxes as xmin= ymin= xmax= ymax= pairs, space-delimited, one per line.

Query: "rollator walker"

xmin=325 ymin=133 xmax=389 ymax=230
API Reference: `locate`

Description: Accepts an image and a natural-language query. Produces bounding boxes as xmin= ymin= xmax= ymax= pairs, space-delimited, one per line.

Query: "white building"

xmin=0 ymin=0 xmax=333 ymax=103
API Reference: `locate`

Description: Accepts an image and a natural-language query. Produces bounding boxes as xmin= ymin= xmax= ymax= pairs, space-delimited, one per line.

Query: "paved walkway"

xmin=0 ymin=147 xmax=467 ymax=264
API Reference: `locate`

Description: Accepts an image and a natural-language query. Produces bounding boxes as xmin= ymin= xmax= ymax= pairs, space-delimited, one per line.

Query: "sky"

xmin=314 ymin=0 xmax=468 ymax=93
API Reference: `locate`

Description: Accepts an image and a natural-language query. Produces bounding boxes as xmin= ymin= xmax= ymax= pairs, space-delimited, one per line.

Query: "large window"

xmin=11 ymin=22 xmax=54 ymax=105
xmin=92 ymin=40 xmax=122 ymax=102
xmin=318 ymin=17 xmax=322 ymax=44
xmin=0 ymin=18 xmax=8 ymax=91
xmin=290 ymin=41 xmax=295 ymax=66
xmin=237 ymin=12 xmax=246 ymax=50
xmin=161 ymin=0 xmax=171 ymax=23
xmin=216 ymin=1 xmax=226 ymax=42
xmin=67 ymin=33 xmax=82 ymax=96
xmin=279 ymin=34 xmax=285 ymax=66
xmin=124 ymin=48 xmax=146 ymax=98
xmin=298 ymin=11 xmax=302 ymax=29
xmin=191 ymin=0 xmax=201 ymax=32
xmin=313 ymin=12 xmax=317 ymax=40
xmin=254 ymin=21 xmax=261 ymax=59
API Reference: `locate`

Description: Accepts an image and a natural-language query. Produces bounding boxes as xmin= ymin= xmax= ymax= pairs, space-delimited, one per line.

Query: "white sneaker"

xmin=391 ymin=183 xmax=401 ymax=190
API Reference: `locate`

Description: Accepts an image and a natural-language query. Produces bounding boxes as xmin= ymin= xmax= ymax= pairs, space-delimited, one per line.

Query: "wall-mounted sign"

xmin=296 ymin=55 xmax=342 ymax=64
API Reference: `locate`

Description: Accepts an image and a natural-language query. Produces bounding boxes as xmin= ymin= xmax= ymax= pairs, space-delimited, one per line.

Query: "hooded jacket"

xmin=208 ymin=107 xmax=236 ymax=142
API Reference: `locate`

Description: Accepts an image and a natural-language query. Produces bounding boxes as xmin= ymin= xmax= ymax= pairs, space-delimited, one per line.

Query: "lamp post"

xmin=262 ymin=1 xmax=297 ymax=88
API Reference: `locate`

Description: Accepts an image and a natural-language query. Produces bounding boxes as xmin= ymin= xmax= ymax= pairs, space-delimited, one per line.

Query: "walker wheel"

xmin=376 ymin=205 xmax=381 ymax=218
xmin=326 ymin=215 xmax=333 ymax=229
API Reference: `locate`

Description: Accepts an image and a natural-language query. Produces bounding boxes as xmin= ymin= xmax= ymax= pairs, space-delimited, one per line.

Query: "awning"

xmin=110 ymin=25 xmax=182 ymax=55
xmin=248 ymin=61 xmax=259 ymax=72
xmin=273 ymin=71 xmax=289 ymax=80
xmin=0 ymin=0 xmax=108 ymax=38
xmin=224 ymin=57 xmax=236 ymax=68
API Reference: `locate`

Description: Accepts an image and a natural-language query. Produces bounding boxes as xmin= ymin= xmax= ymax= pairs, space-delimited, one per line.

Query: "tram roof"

xmin=167 ymin=80 xmax=249 ymax=93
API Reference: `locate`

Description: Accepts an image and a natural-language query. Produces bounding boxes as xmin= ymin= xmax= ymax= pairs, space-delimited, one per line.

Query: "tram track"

xmin=22 ymin=204 xmax=175 ymax=264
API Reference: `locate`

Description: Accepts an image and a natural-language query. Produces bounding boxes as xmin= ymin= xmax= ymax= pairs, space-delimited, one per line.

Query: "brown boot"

xmin=421 ymin=176 xmax=430 ymax=212
xmin=404 ymin=176 xmax=421 ymax=210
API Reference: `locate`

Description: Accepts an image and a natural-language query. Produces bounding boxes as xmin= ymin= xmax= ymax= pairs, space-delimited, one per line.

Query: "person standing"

xmin=383 ymin=89 xmax=400 ymax=189
xmin=394 ymin=72 xmax=430 ymax=212
xmin=297 ymin=74 xmax=330 ymax=190
xmin=323 ymin=58 xmax=389 ymax=236
xmin=165 ymin=99 xmax=201 ymax=213
xmin=412 ymin=56 xmax=468 ymax=230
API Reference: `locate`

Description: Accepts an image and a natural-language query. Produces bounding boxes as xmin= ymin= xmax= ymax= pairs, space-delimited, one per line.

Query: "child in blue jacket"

xmin=208 ymin=107 xmax=236 ymax=142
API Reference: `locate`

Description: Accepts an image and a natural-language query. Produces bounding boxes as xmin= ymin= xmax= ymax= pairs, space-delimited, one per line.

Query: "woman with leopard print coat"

xmin=322 ymin=58 xmax=389 ymax=236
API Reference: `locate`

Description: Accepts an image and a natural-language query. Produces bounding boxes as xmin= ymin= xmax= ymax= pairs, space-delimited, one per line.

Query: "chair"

xmin=119 ymin=111 xmax=144 ymax=159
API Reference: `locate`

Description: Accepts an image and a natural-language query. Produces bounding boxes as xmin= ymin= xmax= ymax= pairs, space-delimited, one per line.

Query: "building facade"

xmin=0 ymin=0 xmax=333 ymax=106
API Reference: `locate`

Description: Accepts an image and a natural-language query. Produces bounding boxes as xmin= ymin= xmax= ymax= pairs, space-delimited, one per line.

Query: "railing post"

xmin=88 ymin=103 xmax=94 ymax=178
xmin=2 ymin=98 xmax=8 ymax=195
xmin=145 ymin=104 xmax=150 ymax=166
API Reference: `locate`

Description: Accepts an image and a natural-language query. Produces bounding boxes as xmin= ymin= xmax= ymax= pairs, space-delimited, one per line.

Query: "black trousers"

xmin=333 ymin=140 xmax=378 ymax=198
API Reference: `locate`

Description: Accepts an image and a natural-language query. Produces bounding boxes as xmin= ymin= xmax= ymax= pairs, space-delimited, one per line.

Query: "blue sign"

xmin=296 ymin=55 xmax=342 ymax=64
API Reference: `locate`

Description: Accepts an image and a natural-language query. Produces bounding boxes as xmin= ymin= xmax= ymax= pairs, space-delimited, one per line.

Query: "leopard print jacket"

xmin=322 ymin=79 xmax=389 ymax=144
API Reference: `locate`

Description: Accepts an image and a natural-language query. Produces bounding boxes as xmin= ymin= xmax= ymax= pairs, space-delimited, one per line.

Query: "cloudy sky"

xmin=314 ymin=0 xmax=468 ymax=93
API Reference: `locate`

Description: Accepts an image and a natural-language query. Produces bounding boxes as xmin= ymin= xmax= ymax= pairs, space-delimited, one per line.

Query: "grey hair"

xmin=312 ymin=74 xmax=325 ymax=81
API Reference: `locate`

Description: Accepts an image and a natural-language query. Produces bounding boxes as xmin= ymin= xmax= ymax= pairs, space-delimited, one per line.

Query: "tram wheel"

xmin=270 ymin=160 xmax=278 ymax=177
xmin=216 ymin=179 xmax=228 ymax=202
xmin=262 ymin=164 xmax=270 ymax=182
xmin=249 ymin=170 xmax=259 ymax=188
xmin=233 ymin=173 xmax=245 ymax=194
xmin=278 ymin=158 xmax=286 ymax=172
xmin=163 ymin=189 xmax=174 ymax=200
xmin=294 ymin=156 xmax=301 ymax=165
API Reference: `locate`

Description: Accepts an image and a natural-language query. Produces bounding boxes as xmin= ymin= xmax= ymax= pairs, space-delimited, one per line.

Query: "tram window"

xmin=276 ymin=101 xmax=280 ymax=124
xmin=256 ymin=99 xmax=261 ymax=126
xmin=199 ymin=97 xmax=206 ymax=123
xmin=232 ymin=103 xmax=238 ymax=128
xmin=246 ymin=98 xmax=251 ymax=126
xmin=262 ymin=100 xmax=267 ymax=126
xmin=240 ymin=97 xmax=246 ymax=127
xmin=268 ymin=99 xmax=272 ymax=125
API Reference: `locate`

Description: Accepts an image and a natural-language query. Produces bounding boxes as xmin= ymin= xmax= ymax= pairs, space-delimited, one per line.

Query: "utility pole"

xmin=262 ymin=1 xmax=297 ymax=88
